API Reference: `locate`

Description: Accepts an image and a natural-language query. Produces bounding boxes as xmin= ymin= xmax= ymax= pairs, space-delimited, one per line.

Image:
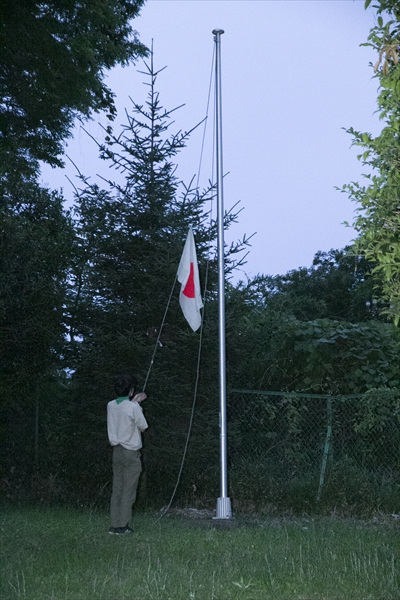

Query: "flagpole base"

xmin=214 ymin=496 xmax=232 ymax=520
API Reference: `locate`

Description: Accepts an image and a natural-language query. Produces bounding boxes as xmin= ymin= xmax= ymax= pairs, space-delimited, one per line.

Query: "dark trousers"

xmin=110 ymin=445 xmax=142 ymax=528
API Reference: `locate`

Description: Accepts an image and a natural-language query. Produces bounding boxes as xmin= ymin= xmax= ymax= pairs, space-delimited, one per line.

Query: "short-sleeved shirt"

xmin=107 ymin=399 xmax=148 ymax=451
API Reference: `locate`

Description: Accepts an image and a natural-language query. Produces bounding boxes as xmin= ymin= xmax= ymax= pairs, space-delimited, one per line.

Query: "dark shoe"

xmin=124 ymin=526 xmax=133 ymax=534
xmin=109 ymin=526 xmax=132 ymax=535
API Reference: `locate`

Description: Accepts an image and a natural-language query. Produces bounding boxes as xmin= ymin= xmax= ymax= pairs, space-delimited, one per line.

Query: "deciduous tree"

xmin=342 ymin=0 xmax=400 ymax=322
xmin=0 ymin=180 xmax=74 ymax=488
xmin=0 ymin=0 xmax=147 ymax=177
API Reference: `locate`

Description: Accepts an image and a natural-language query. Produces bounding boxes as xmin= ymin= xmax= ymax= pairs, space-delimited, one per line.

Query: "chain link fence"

xmin=227 ymin=389 xmax=400 ymax=513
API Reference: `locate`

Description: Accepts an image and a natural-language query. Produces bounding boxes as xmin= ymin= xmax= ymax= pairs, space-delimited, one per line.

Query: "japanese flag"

xmin=177 ymin=228 xmax=203 ymax=331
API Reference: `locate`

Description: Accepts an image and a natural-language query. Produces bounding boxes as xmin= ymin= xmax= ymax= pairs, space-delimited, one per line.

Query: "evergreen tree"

xmin=61 ymin=56 xmax=249 ymax=506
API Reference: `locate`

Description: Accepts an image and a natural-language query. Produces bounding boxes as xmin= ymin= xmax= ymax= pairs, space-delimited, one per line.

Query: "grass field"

xmin=1 ymin=506 xmax=399 ymax=600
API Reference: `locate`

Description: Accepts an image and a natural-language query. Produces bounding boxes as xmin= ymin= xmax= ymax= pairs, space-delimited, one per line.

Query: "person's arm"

xmin=132 ymin=399 xmax=148 ymax=432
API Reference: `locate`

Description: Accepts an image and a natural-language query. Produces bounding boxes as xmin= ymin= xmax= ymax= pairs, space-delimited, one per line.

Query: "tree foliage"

xmin=238 ymin=248 xmax=378 ymax=323
xmin=226 ymin=250 xmax=399 ymax=394
xmin=0 ymin=182 xmax=74 ymax=397
xmin=0 ymin=179 xmax=74 ymax=488
xmin=343 ymin=0 xmax=400 ymax=323
xmin=0 ymin=0 xmax=147 ymax=177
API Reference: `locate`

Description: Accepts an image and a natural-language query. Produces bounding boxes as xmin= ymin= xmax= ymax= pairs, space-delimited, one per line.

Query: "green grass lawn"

xmin=1 ymin=506 xmax=398 ymax=599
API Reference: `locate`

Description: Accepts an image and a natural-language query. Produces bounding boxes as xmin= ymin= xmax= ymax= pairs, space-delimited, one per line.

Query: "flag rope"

xmin=156 ymin=237 xmax=213 ymax=521
xmin=142 ymin=44 xmax=215 ymax=394
xmin=141 ymin=272 xmax=178 ymax=394
xmin=155 ymin=49 xmax=216 ymax=521
xmin=195 ymin=44 xmax=215 ymax=190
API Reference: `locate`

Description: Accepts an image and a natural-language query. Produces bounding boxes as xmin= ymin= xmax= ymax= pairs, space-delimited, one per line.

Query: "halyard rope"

xmin=154 ymin=47 xmax=216 ymax=520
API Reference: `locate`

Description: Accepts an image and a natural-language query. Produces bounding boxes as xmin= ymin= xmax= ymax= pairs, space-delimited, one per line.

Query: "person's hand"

xmin=132 ymin=392 xmax=147 ymax=403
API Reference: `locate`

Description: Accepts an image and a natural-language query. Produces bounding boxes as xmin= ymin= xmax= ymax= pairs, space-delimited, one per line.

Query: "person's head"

xmin=114 ymin=373 xmax=138 ymax=397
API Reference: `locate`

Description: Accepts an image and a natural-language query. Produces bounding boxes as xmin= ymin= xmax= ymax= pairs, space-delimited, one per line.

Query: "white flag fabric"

xmin=177 ymin=227 xmax=203 ymax=331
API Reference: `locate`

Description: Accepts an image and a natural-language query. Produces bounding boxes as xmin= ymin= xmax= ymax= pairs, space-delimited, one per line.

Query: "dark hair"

xmin=114 ymin=373 xmax=138 ymax=397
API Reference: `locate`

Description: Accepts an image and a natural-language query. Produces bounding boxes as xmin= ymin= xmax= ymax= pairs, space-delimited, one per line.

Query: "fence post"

xmin=34 ymin=398 xmax=39 ymax=469
xmin=317 ymin=396 xmax=333 ymax=502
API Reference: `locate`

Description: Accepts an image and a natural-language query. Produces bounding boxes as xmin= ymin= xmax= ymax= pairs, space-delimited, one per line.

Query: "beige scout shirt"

xmin=107 ymin=399 xmax=148 ymax=451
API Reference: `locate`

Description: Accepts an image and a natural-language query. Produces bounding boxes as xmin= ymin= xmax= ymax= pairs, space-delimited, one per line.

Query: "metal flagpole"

xmin=213 ymin=28 xmax=232 ymax=520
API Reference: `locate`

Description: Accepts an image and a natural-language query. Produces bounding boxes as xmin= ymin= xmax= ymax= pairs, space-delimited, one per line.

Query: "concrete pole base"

xmin=214 ymin=496 xmax=232 ymax=519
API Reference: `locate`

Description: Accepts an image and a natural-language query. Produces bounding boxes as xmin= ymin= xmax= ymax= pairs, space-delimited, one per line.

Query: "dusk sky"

xmin=41 ymin=1 xmax=383 ymax=281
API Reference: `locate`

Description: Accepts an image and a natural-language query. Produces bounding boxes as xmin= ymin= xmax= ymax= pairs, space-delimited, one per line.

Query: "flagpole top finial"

xmin=212 ymin=29 xmax=225 ymax=37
